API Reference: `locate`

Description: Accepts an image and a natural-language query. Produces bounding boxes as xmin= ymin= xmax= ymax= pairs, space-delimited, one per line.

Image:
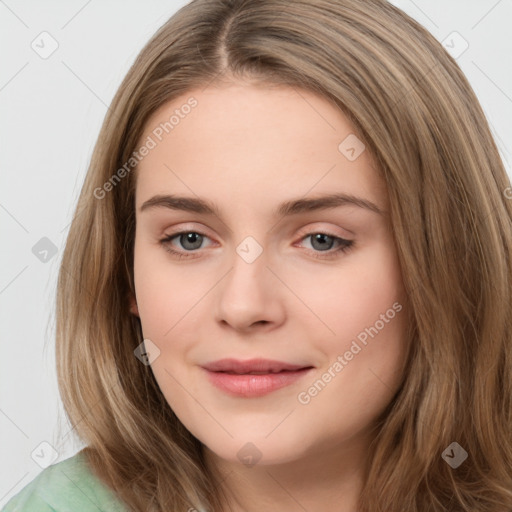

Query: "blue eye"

xmin=301 ymin=232 xmax=354 ymax=259
xmin=160 ymin=232 xmax=209 ymax=259
xmin=159 ymin=231 xmax=354 ymax=260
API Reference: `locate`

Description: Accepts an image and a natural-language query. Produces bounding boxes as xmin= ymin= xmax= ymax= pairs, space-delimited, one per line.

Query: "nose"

xmin=214 ymin=242 xmax=286 ymax=332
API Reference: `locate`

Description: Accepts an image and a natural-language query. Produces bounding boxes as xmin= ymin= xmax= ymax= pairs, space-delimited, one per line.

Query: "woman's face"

xmin=130 ymin=81 xmax=409 ymax=467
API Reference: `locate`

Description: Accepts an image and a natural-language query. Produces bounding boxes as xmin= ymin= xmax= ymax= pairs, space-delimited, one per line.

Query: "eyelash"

xmin=159 ymin=230 xmax=355 ymax=261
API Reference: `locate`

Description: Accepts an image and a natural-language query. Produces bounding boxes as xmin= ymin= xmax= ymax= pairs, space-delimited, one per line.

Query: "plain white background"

xmin=1 ymin=0 xmax=511 ymax=506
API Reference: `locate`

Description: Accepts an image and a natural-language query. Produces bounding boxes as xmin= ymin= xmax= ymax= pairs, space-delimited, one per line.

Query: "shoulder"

xmin=1 ymin=450 xmax=129 ymax=512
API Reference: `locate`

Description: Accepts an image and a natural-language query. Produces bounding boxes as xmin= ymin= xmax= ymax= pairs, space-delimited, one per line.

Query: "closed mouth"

xmin=201 ymin=358 xmax=314 ymax=374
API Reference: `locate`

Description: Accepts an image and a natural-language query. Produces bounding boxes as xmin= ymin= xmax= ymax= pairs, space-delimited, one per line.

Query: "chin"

xmin=200 ymin=430 xmax=311 ymax=468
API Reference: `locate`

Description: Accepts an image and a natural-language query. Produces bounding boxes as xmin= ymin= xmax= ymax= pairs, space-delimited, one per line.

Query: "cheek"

xmin=133 ymin=258 xmax=170 ymax=337
xmin=293 ymin=245 xmax=408 ymax=437
xmin=133 ymin=242 xmax=203 ymax=338
xmin=294 ymin=240 xmax=405 ymax=351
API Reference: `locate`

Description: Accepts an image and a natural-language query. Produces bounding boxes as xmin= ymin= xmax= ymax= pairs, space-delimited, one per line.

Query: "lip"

xmin=201 ymin=358 xmax=315 ymax=397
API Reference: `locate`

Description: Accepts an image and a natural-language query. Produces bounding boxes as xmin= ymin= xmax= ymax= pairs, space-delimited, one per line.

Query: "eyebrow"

xmin=139 ymin=193 xmax=385 ymax=218
xmin=140 ymin=193 xmax=386 ymax=218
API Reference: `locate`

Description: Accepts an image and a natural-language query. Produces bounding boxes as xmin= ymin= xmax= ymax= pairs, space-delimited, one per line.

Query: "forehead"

xmin=134 ymin=83 xmax=388 ymax=215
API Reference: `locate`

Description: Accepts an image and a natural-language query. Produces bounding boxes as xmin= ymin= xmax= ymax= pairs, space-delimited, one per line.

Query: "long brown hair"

xmin=55 ymin=0 xmax=512 ymax=510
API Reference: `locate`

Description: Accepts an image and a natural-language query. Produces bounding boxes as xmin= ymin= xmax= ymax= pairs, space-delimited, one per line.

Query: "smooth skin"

xmin=129 ymin=80 xmax=410 ymax=512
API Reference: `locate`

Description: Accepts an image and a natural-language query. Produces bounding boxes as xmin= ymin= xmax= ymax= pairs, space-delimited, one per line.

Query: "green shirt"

xmin=1 ymin=451 xmax=129 ymax=511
